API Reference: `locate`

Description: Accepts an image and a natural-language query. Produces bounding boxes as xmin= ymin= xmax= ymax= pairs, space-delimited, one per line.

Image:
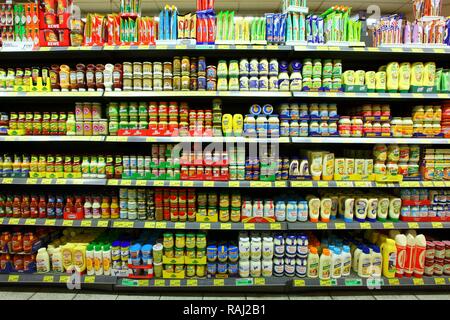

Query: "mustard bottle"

xmin=61 ymin=243 xmax=74 ymax=272
xmin=410 ymin=62 xmax=424 ymax=87
xmin=73 ymin=244 xmax=86 ymax=273
xmin=233 ymin=114 xmax=243 ymax=137
xmin=221 ymin=114 xmax=233 ymax=137
xmin=386 ymin=62 xmax=399 ymax=92
xmin=375 ymin=71 xmax=386 ymax=92
xmin=398 ymin=62 xmax=411 ymax=92
xmin=354 ymin=70 xmax=365 ymax=86
xmin=342 ymin=70 xmax=355 ymax=86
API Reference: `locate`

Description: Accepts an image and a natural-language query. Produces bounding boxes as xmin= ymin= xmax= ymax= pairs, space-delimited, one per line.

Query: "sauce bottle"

xmin=0 ymin=195 xmax=5 ymax=218
xmin=64 ymin=197 xmax=74 ymax=219
xmin=11 ymin=232 xmax=23 ymax=253
xmin=38 ymin=196 xmax=47 ymax=218
xmin=23 ymin=232 xmax=35 ymax=253
xmin=74 ymin=196 xmax=84 ymax=219
xmin=46 ymin=196 xmax=56 ymax=218
xmin=30 ymin=195 xmax=39 ymax=218
xmin=92 ymin=197 xmax=101 ymax=219
xmin=84 ymin=196 xmax=92 ymax=219
xmin=55 ymin=195 xmax=64 ymax=219
xmin=101 ymin=196 xmax=110 ymax=219
xmin=12 ymin=195 xmax=21 ymax=218
xmin=110 ymin=197 xmax=119 ymax=219
xmin=5 ymin=196 xmax=13 ymax=217
xmin=21 ymin=195 xmax=30 ymax=218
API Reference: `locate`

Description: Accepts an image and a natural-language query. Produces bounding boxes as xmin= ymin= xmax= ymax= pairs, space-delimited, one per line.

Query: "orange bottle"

xmin=21 ymin=195 xmax=30 ymax=218
xmin=110 ymin=197 xmax=119 ymax=219
xmin=74 ymin=197 xmax=84 ymax=219
xmin=12 ymin=195 xmax=21 ymax=218
xmin=11 ymin=232 xmax=23 ymax=253
xmin=101 ymin=196 xmax=110 ymax=219
xmin=30 ymin=195 xmax=39 ymax=218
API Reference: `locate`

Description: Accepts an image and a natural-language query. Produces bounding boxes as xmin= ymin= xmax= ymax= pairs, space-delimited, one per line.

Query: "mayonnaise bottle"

xmin=318 ymin=248 xmax=331 ymax=280
xmin=354 ymin=198 xmax=368 ymax=222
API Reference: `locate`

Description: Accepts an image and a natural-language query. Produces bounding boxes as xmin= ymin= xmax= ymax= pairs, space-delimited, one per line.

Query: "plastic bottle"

xmin=413 ymin=234 xmax=426 ymax=278
xmin=331 ymin=247 xmax=342 ymax=279
xmin=343 ymin=198 xmax=355 ymax=222
xmin=404 ymin=233 xmax=415 ymax=277
xmin=92 ymin=197 xmax=101 ymax=219
xmin=51 ymin=247 xmax=64 ymax=273
xmin=86 ymin=244 xmax=95 ymax=276
xmin=380 ymin=238 xmax=397 ymax=278
xmin=371 ymin=245 xmax=382 ymax=277
xmin=352 ymin=245 xmax=363 ymax=272
xmin=36 ymin=248 xmax=50 ymax=273
xmin=94 ymin=244 xmax=103 ymax=275
xmin=318 ymin=248 xmax=331 ymax=280
xmin=102 ymin=244 xmax=111 ymax=276
xmin=388 ymin=197 xmax=401 ymax=221
xmin=341 ymin=245 xmax=352 ymax=276
xmin=354 ymin=198 xmax=368 ymax=222
xmin=357 ymin=247 xmax=372 ymax=278
xmin=73 ymin=244 xmax=86 ymax=273
xmin=320 ymin=198 xmax=332 ymax=222
xmin=84 ymin=196 xmax=92 ymax=219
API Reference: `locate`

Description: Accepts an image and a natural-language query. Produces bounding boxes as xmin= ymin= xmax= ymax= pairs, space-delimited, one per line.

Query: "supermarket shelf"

xmin=103 ymin=91 xmax=292 ymax=98
xmin=106 ymin=179 xmax=289 ymax=188
xmin=291 ymin=137 xmax=450 ymax=145
xmin=1 ymin=178 xmax=447 ymax=188
xmin=0 ymin=217 xmax=109 ymax=228
xmin=118 ymin=277 xmax=289 ymax=289
xmin=0 ymin=91 xmax=103 ymax=98
xmin=0 ymin=273 xmax=116 ymax=285
xmin=0 ymin=136 xmax=105 ymax=142
xmin=105 ymin=136 xmax=290 ymax=143
xmin=290 ymin=275 xmax=450 ymax=289
xmin=294 ymin=45 xmax=450 ymax=54
xmin=292 ymin=92 xmax=450 ymax=99
xmin=287 ymin=220 xmax=449 ymax=231
xmin=0 ymin=217 xmax=447 ymax=230
xmin=0 ymin=178 xmax=107 ymax=185
xmin=290 ymin=181 xmax=450 ymax=188
xmin=111 ymin=220 xmax=286 ymax=231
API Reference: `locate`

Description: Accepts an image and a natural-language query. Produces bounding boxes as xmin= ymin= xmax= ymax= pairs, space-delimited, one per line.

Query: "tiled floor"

xmin=0 ymin=287 xmax=449 ymax=300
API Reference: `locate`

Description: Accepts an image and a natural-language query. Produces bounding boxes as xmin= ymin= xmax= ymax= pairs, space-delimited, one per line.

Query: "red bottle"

xmin=12 ymin=195 xmax=21 ymax=218
xmin=4 ymin=196 xmax=13 ymax=218
xmin=74 ymin=196 xmax=84 ymax=219
xmin=38 ymin=196 xmax=47 ymax=219
xmin=21 ymin=195 xmax=30 ymax=218
xmin=30 ymin=196 xmax=39 ymax=218
xmin=64 ymin=197 xmax=74 ymax=219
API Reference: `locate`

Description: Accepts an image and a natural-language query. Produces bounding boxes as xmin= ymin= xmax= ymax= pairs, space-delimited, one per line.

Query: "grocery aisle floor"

xmin=0 ymin=287 xmax=449 ymax=300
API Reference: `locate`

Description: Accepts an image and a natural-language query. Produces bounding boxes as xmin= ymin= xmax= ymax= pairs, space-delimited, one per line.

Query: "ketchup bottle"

xmin=47 ymin=196 xmax=56 ymax=218
xmin=38 ymin=196 xmax=47 ymax=219
xmin=55 ymin=195 xmax=64 ymax=219
xmin=12 ymin=195 xmax=21 ymax=218
xmin=30 ymin=195 xmax=39 ymax=218
xmin=74 ymin=196 xmax=83 ymax=219
xmin=21 ymin=195 xmax=30 ymax=218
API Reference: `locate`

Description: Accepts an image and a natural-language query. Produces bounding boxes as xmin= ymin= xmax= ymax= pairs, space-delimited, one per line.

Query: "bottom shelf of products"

xmin=0 ymin=273 xmax=448 ymax=292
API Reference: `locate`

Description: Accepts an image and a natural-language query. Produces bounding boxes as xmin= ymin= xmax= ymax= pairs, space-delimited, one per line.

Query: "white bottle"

xmin=331 ymin=247 xmax=342 ymax=278
xmin=102 ymin=245 xmax=111 ymax=276
xmin=367 ymin=198 xmax=378 ymax=222
xmin=320 ymin=198 xmax=332 ymax=222
xmin=389 ymin=197 xmax=401 ymax=220
xmin=36 ymin=248 xmax=50 ymax=273
xmin=354 ymin=198 xmax=368 ymax=222
xmin=319 ymin=248 xmax=332 ymax=280
xmin=341 ymin=245 xmax=352 ymax=276
xmin=286 ymin=201 xmax=298 ymax=222
xmin=47 ymin=244 xmax=55 ymax=262
xmin=239 ymin=260 xmax=250 ymax=277
xmin=344 ymin=198 xmax=355 ymax=222
xmin=308 ymin=197 xmax=320 ymax=222
xmin=262 ymin=237 xmax=274 ymax=260
xmin=307 ymin=247 xmax=320 ymax=278
xmin=250 ymin=237 xmax=262 ymax=261
xmin=371 ymin=245 xmax=382 ymax=277
xmin=297 ymin=201 xmax=308 ymax=222
xmin=94 ymin=245 xmax=103 ymax=276
xmin=239 ymin=237 xmax=251 ymax=260
xmin=357 ymin=247 xmax=372 ymax=278
xmin=330 ymin=196 xmax=339 ymax=219
xmin=51 ymin=247 xmax=64 ymax=273
xmin=86 ymin=245 xmax=95 ymax=276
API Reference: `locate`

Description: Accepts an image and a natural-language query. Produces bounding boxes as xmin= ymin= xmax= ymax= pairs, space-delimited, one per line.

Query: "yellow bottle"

xmin=342 ymin=70 xmax=355 ymax=85
xmin=321 ymin=153 xmax=334 ymax=181
xmin=423 ymin=62 xmax=436 ymax=87
xmin=398 ymin=62 xmax=411 ymax=92
xmin=61 ymin=243 xmax=74 ymax=272
xmin=386 ymin=62 xmax=400 ymax=92
xmin=375 ymin=71 xmax=386 ymax=92
xmin=380 ymin=238 xmax=397 ymax=278
xmin=73 ymin=244 xmax=86 ymax=273
xmin=410 ymin=62 xmax=424 ymax=87
xmin=232 ymin=114 xmax=243 ymax=137
xmin=354 ymin=70 xmax=365 ymax=85
xmin=221 ymin=114 xmax=233 ymax=137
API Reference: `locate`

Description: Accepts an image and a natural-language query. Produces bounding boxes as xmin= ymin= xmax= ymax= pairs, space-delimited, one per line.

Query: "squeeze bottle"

xmin=51 ymin=247 xmax=64 ymax=273
xmin=330 ymin=247 xmax=342 ymax=279
xmin=370 ymin=245 xmax=382 ymax=277
xmin=341 ymin=245 xmax=352 ymax=276
xmin=320 ymin=198 xmax=332 ymax=222
xmin=394 ymin=234 xmax=406 ymax=278
xmin=357 ymin=247 xmax=372 ymax=278
xmin=307 ymin=247 xmax=319 ymax=278
xmin=36 ymin=248 xmax=50 ymax=273
xmin=86 ymin=244 xmax=95 ymax=276
xmin=413 ymin=234 xmax=426 ymax=278
xmin=352 ymin=245 xmax=363 ymax=272
xmin=343 ymin=198 xmax=354 ymax=222
xmin=318 ymin=248 xmax=331 ymax=280
xmin=404 ymin=234 xmax=416 ymax=277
